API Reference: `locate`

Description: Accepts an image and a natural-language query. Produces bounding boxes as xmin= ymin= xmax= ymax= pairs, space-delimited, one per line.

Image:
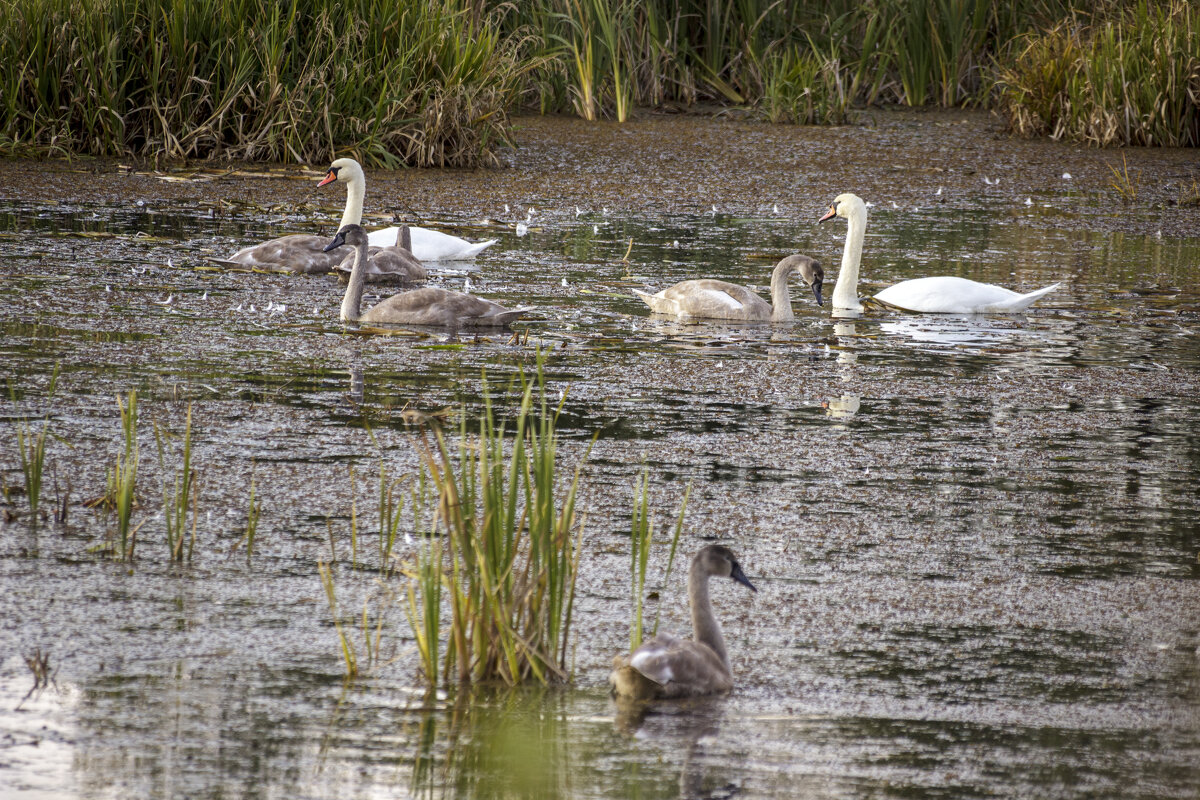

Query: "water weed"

xmin=16 ymin=419 xmax=49 ymax=522
xmin=154 ymin=403 xmax=197 ymax=562
xmin=109 ymin=391 xmax=140 ymax=561
xmin=402 ymin=351 xmax=590 ymax=687
xmin=1107 ymin=153 xmax=1141 ymax=203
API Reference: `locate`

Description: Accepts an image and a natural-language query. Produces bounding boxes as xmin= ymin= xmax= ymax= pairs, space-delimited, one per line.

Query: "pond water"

xmin=1 ymin=111 xmax=1199 ymax=799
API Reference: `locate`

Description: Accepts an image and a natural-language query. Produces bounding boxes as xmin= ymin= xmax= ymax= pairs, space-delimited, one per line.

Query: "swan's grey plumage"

xmin=610 ymin=545 xmax=756 ymax=700
xmin=819 ymin=192 xmax=1060 ymax=313
xmin=332 ymin=225 xmax=426 ymax=284
xmin=325 ymin=225 xmax=531 ymax=328
xmin=633 ymin=255 xmax=823 ymax=322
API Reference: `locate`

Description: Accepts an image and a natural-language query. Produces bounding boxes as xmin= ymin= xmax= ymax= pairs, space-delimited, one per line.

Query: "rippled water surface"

xmin=2 ymin=112 xmax=1199 ymax=799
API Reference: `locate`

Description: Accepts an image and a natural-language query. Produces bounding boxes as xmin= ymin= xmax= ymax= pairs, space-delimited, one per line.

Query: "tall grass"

xmin=0 ymin=0 xmax=528 ymax=166
xmin=1 ymin=0 xmax=1186 ymax=149
xmin=16 ymin=419 xmax=49 ymax=522
xmin=628 ymin=473 xmax=688 ymax=651
xmin=403 ymin=352 xmax=590 ymax=687
xmin=995 ymin=1 xmax=1200 ymax=147
xmin=154 ymin=403 xmax=197 ymax=562
xmin=108 ymin=391 xmax=140 ymax=561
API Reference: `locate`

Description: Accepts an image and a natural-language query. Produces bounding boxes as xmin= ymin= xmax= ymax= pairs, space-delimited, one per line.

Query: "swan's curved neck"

xmin=689 ymin=561 xmax=729 ymax=669
xmin=768 ymin=260 xmax=795 ymax=322
xmin=833 ymin=208 xmax=866 ymax=311
xmin=339 ymin=173 xmax=366 ymax=230
xmin=340 ymin=241 xmax=368 ymax=322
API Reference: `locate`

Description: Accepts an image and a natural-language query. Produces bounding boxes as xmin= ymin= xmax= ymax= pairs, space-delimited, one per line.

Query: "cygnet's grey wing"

xmin=365 ymin=288 xmax=530 ymax=327
xmin=643 ymin=280 xmax=769 ymax=321
xmin=227 ymin=234 xmax=341 ymax=274
xmin=335 ymin=246 xmax=427 ymax=284
xmin=628 ymin=634 xmax=732 ymax=695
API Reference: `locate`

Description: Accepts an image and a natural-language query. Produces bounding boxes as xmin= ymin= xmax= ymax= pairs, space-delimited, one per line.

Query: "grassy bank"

xmin=1 ymin=0 xmax=1194 ymax=165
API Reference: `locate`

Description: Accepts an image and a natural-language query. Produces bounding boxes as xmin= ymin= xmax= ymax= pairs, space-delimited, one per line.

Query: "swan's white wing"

xmin=875 ymin=276 xmax=1057 ymax=313
xmin=638 ymin=279 xmax=769 ymax=320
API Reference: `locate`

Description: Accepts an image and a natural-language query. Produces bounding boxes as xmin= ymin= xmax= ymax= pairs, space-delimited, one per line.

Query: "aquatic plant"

xmin=154 ymin=403 xmax=197 ymax=562
xmin=403 ymin=352 xmax=590 ymax=687
xmin=16 ymin=419 xmax=49 ymax=521
xmin=628 ymin=472 xmax=688 ymax=650
xmin=994 ymin=1 xmax=1200 ymax=147
xmin=108 ymin=391 xmax=140 ymax=561
xmin=318 ymin=561 xmax=358 ymax=678
xmin=243 ymin=474 xmax=261 ymax=564
xmin=1106 ymin=153 xmax=1141 ymax=203
xmin=0 ymin=0 xmax=527 ymax=167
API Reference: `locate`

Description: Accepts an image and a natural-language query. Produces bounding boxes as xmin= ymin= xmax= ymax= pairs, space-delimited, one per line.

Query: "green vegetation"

xmin=16 ymin=419 xmax=49 ymax=521
xmin=1 ymin=0 xmax=1189 ymax=165
xmin=995 ymin=1 xmax=1200 ymax=147
xmin=154 ymin=403 xmax=197 ymax=562
xmin=403 ymin=353 xmax=589 ymax=687
xmin=628 ymin=472 xmax=688 ymax=651
xmin=109 ymin=391 xmax=140 ymax=561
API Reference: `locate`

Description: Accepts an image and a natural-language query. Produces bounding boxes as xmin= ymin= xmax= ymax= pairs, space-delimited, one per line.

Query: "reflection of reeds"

xmin=16 ymin=419 xmax=49 ymax=521
xmin=154 ymin=403 xmax=197 ymax=562
xmin=404 ymin=352 xmax=589 ymax=687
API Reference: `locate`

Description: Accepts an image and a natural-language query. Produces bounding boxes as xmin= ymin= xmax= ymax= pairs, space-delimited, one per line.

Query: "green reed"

xmin=403 ymin=351 xmax=590 ymax=687
xmin=318 ymin=561 xmax=358 ymax=678
xmin=243 ymin=474 xmax=261 ymax=564
xmin=628 ymin=474 xmax=688 ymax=650
xmin=108 ymin=391 xmax=140 ymax=561
xmin=16 ymin=419 xmax=49 ymax=521
xmin=994 ymin=1 xmax=1200 ymax=147
xmin=154 ymin=403 xmax=197 ymax=562
xmin=0 ymin=0 xmax=526 ymax=167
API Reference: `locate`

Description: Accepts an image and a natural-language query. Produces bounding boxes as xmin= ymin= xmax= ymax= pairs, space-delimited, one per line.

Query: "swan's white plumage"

xmin=366 ymin=226 xmax=496 ymax=261
xmin=821 ymin=193 xmax=1059 ymax=314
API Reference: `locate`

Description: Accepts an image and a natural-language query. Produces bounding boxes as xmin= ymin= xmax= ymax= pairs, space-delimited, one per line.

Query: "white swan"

xmin=818 ymin=193 xmax=1060 ymax=313
xmin=366 ymin=225 xmax=496 ymax=261
xmin=324 ymin=225 xmax=531 ymax=328
xmin=633 ymin=255 xmax=823 ymax=322
xmin=227 ymin=158 xmax=495 ymax=271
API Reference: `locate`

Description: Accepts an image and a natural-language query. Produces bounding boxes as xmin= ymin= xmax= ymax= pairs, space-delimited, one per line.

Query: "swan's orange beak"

xmin=317 ymin=167 xmax=339 ymax=188
xmin=818 ymin=204 xmax=837 ymax=223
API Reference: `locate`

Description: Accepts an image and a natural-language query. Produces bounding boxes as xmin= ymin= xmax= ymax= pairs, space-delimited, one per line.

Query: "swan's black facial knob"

xmin=323 ymin=231 xmax=347 ymax=252
xmin=818 ymin=200 xmax=839 ymax=223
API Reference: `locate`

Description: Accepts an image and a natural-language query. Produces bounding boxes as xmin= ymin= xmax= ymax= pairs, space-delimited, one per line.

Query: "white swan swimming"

xmin=226 ymin=158 xmax=495 ymax=271
xmin=324 ymin=225 xmax=530 ymax=328
xmin=633 ymin=254 xmax=823 ymax=321
xmin=818 ymin=193 xmax=1060 ymax=314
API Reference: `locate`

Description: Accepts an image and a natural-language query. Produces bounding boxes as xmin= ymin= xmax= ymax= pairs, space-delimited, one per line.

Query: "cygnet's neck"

xmin=339 ymin=172 xmax=366 ymax=230
xmin=689 ymin=560 xmax=729 ymax=669
xmin=768 ymin=260 xmax=796 ymax=322
xmin=339 ymin=241 xmax=368 ymax=322
xmin=833 ymin=206 xmax=866 ymax=312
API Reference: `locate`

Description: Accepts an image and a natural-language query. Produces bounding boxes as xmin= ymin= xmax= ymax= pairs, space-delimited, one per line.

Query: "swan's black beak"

xmin=730 ymin=562 xmax=757 ymax=593
xmin=811 ymin=278 xmax=824 ymax=307
xmin=818 ymin=203 xmax=837 ymax=223
xmin=323 ymin=231 xmax=347 ymax=252
xmin=317 ymin=166 xmax=340 ymax=188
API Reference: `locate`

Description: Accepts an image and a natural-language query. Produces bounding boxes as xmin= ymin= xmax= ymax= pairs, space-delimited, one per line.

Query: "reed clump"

xmin=107 ymin=391 xmax=141 ymax=561
xmin=0 ymin=0 xmax=526 ymax=167
xmin=154 ymin=403 xmax=198 ymax=562
xmin=994 ymin=1 xmax=1200 ymax=147
xmin=16 ymin=419 xmax=50 ymax=522
xmin=403 ymin=353 xmax=589 ymax=687
xmin=628 ymin=472 xmax=687 ymax=651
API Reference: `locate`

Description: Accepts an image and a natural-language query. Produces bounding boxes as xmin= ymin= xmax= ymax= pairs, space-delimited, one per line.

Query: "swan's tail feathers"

xmin=999 ymin=282 xmax=1061 ymax=311
xmin=456 ymin=239 xmax=498 ymax=259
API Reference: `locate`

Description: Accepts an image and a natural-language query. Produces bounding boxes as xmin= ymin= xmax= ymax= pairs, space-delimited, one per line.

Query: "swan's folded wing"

xmin=628 ymin=635 xmax=732 ymax=695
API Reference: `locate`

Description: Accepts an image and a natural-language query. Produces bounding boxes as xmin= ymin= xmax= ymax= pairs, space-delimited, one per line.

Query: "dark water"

xmin=1 ymin=112 xmax=1199 ymax=799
